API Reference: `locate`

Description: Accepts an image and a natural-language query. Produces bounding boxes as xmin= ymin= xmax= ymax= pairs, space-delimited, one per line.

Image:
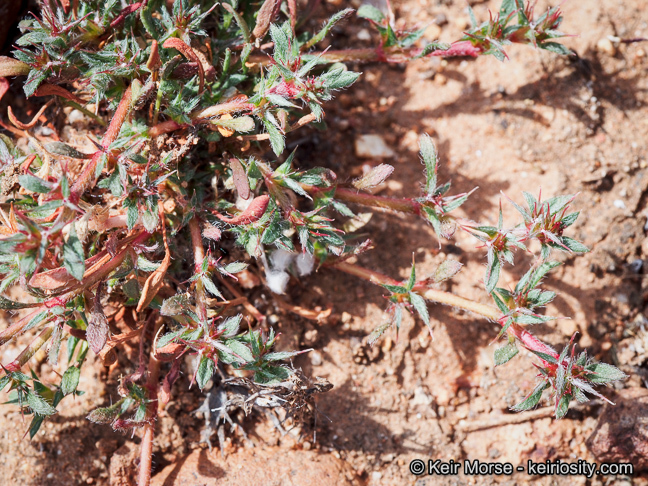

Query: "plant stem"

xmin=332 ymin=261 xmax=559 ymax=359
xmin=248 ymin=41 xmax=483 ymax=66
xmin=64 ymin=100 xmax=107 ymax=127
xmin=71 ymin=85 xmax=133 ymax=197
xmin=334 ymin=187 xmax=422 ymax=214
xmin=188 ymin=217 xmax=208 ymax=323
xmin=333 ymin=261 xmax=499 ymax=319
xmin=5 ymin=326 xmax=54 ymax=372
xmin=138 ymin=323 xmax=161 ymax=486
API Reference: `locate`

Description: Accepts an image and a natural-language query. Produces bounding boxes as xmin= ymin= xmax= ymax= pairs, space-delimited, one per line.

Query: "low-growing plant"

xmin=0 ymin=0 xmax=625 ymax=484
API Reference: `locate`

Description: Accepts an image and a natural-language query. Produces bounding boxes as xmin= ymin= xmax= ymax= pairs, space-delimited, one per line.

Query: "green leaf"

xmin=351 ymin=164 xmax=394 ymax=191
xmin=141 ymin=209 xmax=158 ymax=232
xmin=45 ymin=142 xmax=90 ymax=159
xmin=0 ymin=295 xmax=37 ymax=310
xmin=263 ymin=118 xmax=285 ymax=156
xmin=491 ymin=291 xmax=510 ymax=314
xmin=555 ymin=393 xmax=571 ymax=419
xmin=529 ymin=350 xmax=558 ymax=364
xmin=511 ymin=382 xmax=548 ymax=412
xmin=517 ymin=261 xmax=560 ymax=293
xmin=540 ymin=41 xmax=572 ymax=56
xmin=515 ymin=313 xmax=555 ymax=325
xmin=218 ymin=315 xmax=242 ymax=338
xmin=160 ymin=294 xmax=190 ymax=316
xmin=67 ymin=336 xmax=79 ymax=364
xmin=467 ymin=5 xmax=478 ymax=27
xmin=264 ymin=350 xmax=303 ymax=361
xmin=319 ymin=67 xmax=361 ymax=90
xmin=499 ymin=0 xmax=519 ymax=17
xmin=18 ymin=174 xmax=53 ymax=194
xmin=407 ymin=260 xmax=416 ymax=291
xmin=224 ymin=339 xmax=254 ymax=363
xmin=433 ymin=260 xmax=462 ymax=283
xmin=63 ymin=224 xmax=85 ymax=281
xmin=306 ymin=8 xmax=355 ymax=49
xmin=270 ymin=23 xmax=292 ymax=64
xmin=494 ymin=342 xmax=519 ymax=366
xmin=27 ymin=391 xmax=56 ymax=416
xmin=560 ymin=212 xmax=579 ymax=228
xmin=222 ymin=262 xmax=248 ymax=274
xmin=28 ymin=415 xmax=45 ymax=439
xmin=254 ymin=365 xmax=290 ymax=384
xmin=201 ymin=276 xmax=224 ymax=299
xmin=357 ymin=4 xmax=385 ymax=24
xmin=196 ymin=355 xmax=214 ymax=390
xmin=137 ymin=255 xmax=161 ymax=272
xmin=382 ymin=284 xmax=407 ymax=294
xmin=125 ymin=199 xmax=139 ymax=229
xmin=61 ymin=366 xmax=80 ymax=396
xmin=24 ymin=69 xmax=47 ymax=98
xmin=212 ymin=115 xmax=255 ymax=133
xmin=442 ymin=194 xmax=469 ymax=213
xmin=368 ymin=321 xmax=392 ymax=346
xmin=560 ymin=237 xmax=588 ymax=253
xmin=221 ymin=3 xmax=251 ymax=42
xmin=87 ymin=404 xmax=120 ymax=424
xmin=485 ymin=254 xmax=501 ymax=293
xmin=408 ymin=292 xmax=429 ymax=325
xmin=156 ymin=328 xmax=184 ymax=348
xmin=419 ymin=134 xmax=437 ymax=194
xmin=584 ymin=362 xmax=627 ymax=384
xmin=413 ymin=41 xmax=451 ymax=59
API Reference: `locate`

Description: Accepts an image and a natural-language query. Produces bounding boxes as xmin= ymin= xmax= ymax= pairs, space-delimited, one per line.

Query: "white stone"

xmin=357 ymin=29 xmax=371 ymax=41
xmin=355 ymin=134 xmax=395 ymax=159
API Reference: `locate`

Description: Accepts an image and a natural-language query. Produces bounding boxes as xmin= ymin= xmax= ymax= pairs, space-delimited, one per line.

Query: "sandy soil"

xmin=0 ymin=0 xmax=647 ymax=485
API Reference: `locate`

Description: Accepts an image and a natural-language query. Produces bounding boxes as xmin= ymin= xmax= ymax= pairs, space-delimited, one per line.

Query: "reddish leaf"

xmin=230 ymin=158 xmax=250 ymax=200
xmin=33 ymin=84 xmax=85 ymax=104
xmin=212 ymin=194 xmax=269 ymax=225
xmin=162 ymin=38 xmax=204 ymax=93
xmin=252 ymin=0 xmax=281 ymax=40
xmin=87 ymin=282 xmax=109 ymax=353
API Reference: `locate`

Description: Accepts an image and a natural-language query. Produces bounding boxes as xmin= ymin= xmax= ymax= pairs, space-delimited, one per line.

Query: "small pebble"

xmin=67 ymin=109 xmax=86 ymax=124
xmin=596 ymin=37 xmax=617 ymax=56
xmin=309 ymin=350 xmax=323 ymax=366
xmin=357 ymin=29 xmax=371 ymax=41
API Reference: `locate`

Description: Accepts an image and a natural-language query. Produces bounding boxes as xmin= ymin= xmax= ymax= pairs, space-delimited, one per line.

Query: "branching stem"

xmin=332 ymin=261 xmax=559 ymax=360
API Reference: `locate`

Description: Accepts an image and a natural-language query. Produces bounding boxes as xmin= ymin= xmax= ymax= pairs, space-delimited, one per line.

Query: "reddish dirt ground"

xmin=1 ymin=0 xmax=648 ymax=485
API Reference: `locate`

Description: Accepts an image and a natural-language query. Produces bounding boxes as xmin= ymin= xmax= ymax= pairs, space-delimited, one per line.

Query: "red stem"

xmin=138 ymin=328 xmax=160 ymax=486
xmin=71 ymin=85 xmax=133 ymax=197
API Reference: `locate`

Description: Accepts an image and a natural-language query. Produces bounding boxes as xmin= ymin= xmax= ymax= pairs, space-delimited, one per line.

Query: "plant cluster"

xmin=0 ymin=0 xmax=624 ymax=484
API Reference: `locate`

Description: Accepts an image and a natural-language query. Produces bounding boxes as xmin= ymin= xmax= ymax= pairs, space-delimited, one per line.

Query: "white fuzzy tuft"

xmin=266 ymin=270 xmax=290 ymax=294
xmin=295 ymin=253 xmax=315 ymax=276
xmin=270 ymin=249 xmax=295 ymax=272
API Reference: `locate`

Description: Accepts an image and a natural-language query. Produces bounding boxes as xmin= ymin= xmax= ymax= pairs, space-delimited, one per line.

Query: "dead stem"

xmin=216 ymin=274 xmax=265 ymax=323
